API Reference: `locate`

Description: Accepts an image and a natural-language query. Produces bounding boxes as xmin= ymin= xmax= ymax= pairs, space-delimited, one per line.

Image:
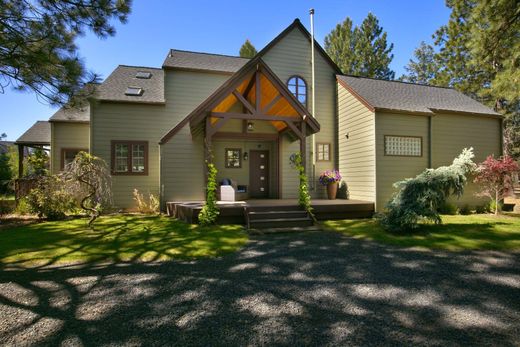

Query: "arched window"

xmin=287 ymin=76 xmax=307 ymax=106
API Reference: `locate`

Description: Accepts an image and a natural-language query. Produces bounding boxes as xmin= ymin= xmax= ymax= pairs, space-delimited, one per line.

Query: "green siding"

xmin=337 ymin=85 xmax=376 ymax=202
xmin=51 ymin=122 xmax=90 ymax=174
xmin=262 ymin=27 xmax=337 ymax=198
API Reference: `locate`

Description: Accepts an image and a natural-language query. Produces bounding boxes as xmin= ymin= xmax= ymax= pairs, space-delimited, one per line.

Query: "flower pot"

xmin=327 ymin=182 xmax=338 ymax=200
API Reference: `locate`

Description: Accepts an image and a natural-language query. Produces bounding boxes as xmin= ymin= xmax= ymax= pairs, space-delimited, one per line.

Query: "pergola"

xmin=14 ymin=120 xmax=51 ymax=177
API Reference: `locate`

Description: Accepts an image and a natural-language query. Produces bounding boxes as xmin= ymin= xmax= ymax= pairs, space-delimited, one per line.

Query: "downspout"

xmin=310 ymin=8 xmax=316 ymax=190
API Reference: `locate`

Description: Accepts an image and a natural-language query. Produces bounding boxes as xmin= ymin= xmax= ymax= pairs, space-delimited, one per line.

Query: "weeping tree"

xmin=378 ymin=148 xmax=476 ymax=232
xmin=64 ymin=151 xmax=112 ymax=227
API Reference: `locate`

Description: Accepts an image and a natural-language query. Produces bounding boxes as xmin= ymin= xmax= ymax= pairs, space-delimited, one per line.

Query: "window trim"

xmin=286 ymin=75 xmax=308 ymax=108
xmin=384 ymin=135 xmax=423 ymax=157
xmin=110 ymin=140 xmax=149 ymax=175
xmin=225 ymin=148 xmax=242 ymax=168
xmin=316 ymin=142 xmax=331 ymax=162
xmin=61 ymin=148 xmax=88 ymax=170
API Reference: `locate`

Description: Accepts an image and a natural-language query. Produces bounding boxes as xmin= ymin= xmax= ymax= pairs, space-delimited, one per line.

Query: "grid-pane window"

xmin=287 ymin=76 xmax=307 ymax=106
xmin=115 ymin=144 xmax=129 ymax=172
xmin=62 ymin=149 xmax=87 ymax=170
xmin=112 ymin=141 xmax=148 ymax=175
xmin=132 ymin=144 xmax=145 ymax=173
xmin=316 ymin=143 xmax=331 ymax=161
xmin=384 ymin=136 xmax=422 ymax=156
xmin=225 ymin=148 xmax=242 ymax=168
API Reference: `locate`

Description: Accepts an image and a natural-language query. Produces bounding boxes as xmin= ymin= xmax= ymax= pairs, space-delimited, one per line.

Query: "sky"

xmin=0 ymin=0 xmax=451 ymax=141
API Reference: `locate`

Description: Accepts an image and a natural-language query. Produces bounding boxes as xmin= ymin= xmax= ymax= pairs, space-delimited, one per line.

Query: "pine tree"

xmin=0 ymin=0 xmax=132 ymax=106
xmin=239 ymin=39 xmax=257 ymax=58
xmin=325 ymin=13 xmax=395 ymax=79
xmin=400 ymin=42 xmax=439 ymax=85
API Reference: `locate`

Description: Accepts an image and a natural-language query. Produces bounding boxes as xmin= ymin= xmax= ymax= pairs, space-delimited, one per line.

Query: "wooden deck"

xmin=167 ymin=199 xmax=375 ymax=224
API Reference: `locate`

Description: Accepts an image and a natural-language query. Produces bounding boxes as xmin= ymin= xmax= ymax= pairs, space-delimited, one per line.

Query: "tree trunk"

xmin=495 ymin=190 xmax=499 ymax=215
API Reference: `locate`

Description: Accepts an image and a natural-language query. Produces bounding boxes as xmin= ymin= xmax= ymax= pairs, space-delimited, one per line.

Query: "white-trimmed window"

xmin=384 ymin=136 xmax=422 ymax=157
xmin=316 ymin=143 xmax=331 ymax=161
xmin=287 ymin=76 xmax=307 ymax=106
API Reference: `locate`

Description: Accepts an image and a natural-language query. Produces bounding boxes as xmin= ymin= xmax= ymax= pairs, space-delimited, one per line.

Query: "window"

xmin=135 ymin=71 xmax=152 ymax=79
xmin=61 ymin=148 xmax=87 ymax=170
xmin=287 ymin=76 xmax=307 ymax=106
xmin=111 ymin=141 xmax=148 ymax=175
xmin=316 ymin=143 xmax=331 ymax=161
xmin=384 ymin=136 xmax=422 ymax=157
xmin=225 ymin=148 xmax=242 ymax=168
xmin=125 ymin=87 xmax=144 ymax=96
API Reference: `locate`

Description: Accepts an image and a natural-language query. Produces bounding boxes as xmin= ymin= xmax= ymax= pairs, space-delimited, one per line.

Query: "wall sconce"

xmin=247 ymin=121 xmax=254 ymax=131
xmin=243 ymin=151 xmax=249 ymax=161
xmin=345 ymin=133 xmax=350 ymax=139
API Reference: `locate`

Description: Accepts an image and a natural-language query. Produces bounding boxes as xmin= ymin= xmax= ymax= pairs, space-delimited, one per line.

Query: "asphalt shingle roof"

xmin=49 ymin=104 xmax=90 ymax=122
xmin=16 ymin=121 xmax=51 ymax=145
xmin=337 ymin=75 xmax=500 ymax=116
xmin=97 ymin=65 xmax=165 ymax=104
xmin=163 ymin=50 xmax=249 ymax=73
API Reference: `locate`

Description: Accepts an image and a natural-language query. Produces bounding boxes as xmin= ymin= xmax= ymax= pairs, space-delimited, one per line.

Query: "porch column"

xmin=17 ymin=144 xmax=24 ymax=178
xmin=300 ymin=121 xmax=306 ymax=172
xmin=204 ymin=117 xmax=212 ymax=185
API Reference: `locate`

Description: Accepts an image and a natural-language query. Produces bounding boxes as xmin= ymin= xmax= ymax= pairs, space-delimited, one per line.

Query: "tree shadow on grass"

xmin=0 ymin=231 xmax=519 ymax=346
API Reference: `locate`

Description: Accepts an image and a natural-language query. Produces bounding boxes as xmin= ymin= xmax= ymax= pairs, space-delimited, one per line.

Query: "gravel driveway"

xmin=1 ymin=231 xmax=519 ymax=346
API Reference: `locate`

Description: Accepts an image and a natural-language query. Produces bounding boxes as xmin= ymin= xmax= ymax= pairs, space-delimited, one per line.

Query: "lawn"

xmin=0 ymin=215 xmax=248 ymax=266
xmin=323 ymin=214 xmax=520 ymax=251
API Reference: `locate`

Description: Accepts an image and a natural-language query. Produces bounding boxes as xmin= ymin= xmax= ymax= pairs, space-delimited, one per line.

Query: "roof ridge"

xmin=338 ymin=74 xmax=454 ymax=90
xmin=118 ymin=64 xmax=162 ymax=70
xmin=169 ymin=49 xmax=249 ymax=60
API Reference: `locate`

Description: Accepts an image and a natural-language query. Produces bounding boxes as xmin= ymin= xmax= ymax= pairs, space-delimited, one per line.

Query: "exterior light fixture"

xmin=247 ymin=122 xmax=254 ymax=131
xmin=243 ymin=151 xmax=248 ymax=161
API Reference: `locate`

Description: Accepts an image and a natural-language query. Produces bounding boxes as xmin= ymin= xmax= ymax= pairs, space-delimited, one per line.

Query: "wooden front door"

xmin=249 ymin=150 xmax=269 ymax=198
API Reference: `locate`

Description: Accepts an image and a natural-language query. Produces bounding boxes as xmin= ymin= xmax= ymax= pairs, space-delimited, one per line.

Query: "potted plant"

xmin=319 ymin=170 xmax=342 ymax=200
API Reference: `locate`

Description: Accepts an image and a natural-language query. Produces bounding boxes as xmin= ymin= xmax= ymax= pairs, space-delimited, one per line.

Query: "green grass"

xmin=323 ymin=214 xmax=520 ymax=251
xmin=0 ymin=194 xmax=14 ymax=201
xmin=0 ymin=215 xmax=248 ymax=266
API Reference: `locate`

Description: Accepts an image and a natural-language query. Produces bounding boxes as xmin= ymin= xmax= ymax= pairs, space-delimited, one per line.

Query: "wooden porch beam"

xmin=232 ymin=90 xmax=255 ymax=115
xmin=206 ymin=116 xmax=230 ymax=137
xmin=18 ymin=144 xmax=24 ymax=178
xmin=285 ymin=121 xmax=304 ymax=140
xmin=211 ymin=112 xmax=299 ymax=122
xmin=255 ymin=70 xmax=261 ymax=112
xmin=242 ymin=72 xmax=256 ymax=99
xmin=262 ymin=94 xmax=282 ymax=114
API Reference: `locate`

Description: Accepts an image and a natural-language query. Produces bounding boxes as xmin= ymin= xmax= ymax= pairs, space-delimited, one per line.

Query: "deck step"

xmin=248 ymin=210 xmax=308 ymax=220
xmin=249 ymin=226 xmax=322 ymax=234
xmin=249 ymin=217 xmax=313 ymax=229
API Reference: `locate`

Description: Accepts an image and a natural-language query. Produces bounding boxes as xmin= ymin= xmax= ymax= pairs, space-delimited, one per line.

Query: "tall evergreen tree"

xmin=239 ymin=39 xmax=257 ymax=58
xmin=325 ymin=13 xmax=395 ymax=79
xmin=432 ymin=0 xmax=520 ymax=158
xmin=400 ymin=42 xmax=439 ymax=85
xmin=0 ymin=0 xmax=132 ymax=106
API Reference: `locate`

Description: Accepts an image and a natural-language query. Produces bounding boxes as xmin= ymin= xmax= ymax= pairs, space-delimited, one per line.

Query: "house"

xmin=18 ymin=19 xmax=502 ymax=213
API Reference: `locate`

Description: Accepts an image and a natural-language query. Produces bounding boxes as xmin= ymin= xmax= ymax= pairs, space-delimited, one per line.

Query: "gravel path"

xmin=1 ymin=231 xmax=519 ymax=346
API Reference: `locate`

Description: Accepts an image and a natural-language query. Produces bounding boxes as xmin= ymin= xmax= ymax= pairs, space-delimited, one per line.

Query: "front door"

xmin=249 ymin=150 xmax=269 ymax=198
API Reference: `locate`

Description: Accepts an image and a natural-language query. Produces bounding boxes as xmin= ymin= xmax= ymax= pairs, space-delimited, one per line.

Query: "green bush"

xmin=489 ymin=199 xmax=502 ymax=214
xmin=438 ymin=202 xmax=458 ymax=215
xmin=337 ymin=180 xmax=350 ymax=199
xmin=15 ymin=198 xmax=32 ymax=215
xmin=378 ymin=148 xmax=475 ymax=232
xmin=26 ymin=175 xmax=76 ymax=220
xmin=198 ymin=162 xmax=219 ymax=225
xmin=475 ymin=204 xmax=490 ymax=214
xmin=458 ymin=204 xmax=472 ymax=215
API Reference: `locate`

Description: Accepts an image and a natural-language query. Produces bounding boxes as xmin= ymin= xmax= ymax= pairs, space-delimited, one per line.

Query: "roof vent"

xmin=125 ymin=87 xmax=144 ymax=96
xmin=135 ymin=71 xmax=152 ymax=79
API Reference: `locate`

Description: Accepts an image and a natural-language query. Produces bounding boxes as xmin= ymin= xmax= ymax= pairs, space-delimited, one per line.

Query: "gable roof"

xmin=256 ymin=19 xmax=342 ymax=74
xmin=337 ymin=75 xmax=500 ymax=117
xmin=163 ymin=49 xmax=249 ymax=74
xmin=15 ymin=121 xmax=51 ymax=145
xmin=160 ymin=57 xmax=320 ymax=144
xmin=49 ymin=104 xmax=90 ymax=123
xmin=96 ymin=65 xmax=165 ymax=104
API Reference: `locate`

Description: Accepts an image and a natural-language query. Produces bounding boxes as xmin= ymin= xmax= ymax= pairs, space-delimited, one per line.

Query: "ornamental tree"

xmin=474 ymin=155 xmax=519 ymax=215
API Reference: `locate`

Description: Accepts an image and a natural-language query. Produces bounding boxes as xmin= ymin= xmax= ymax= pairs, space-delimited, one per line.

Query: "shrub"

xmin=438 ymin=202 xmax=458 ymax=215
xmin=458 ymin=204 xmax=472 ymax=215
xmin=337 ymin=180 xmax=350 ymax=199
xmin=15 ymin=198 xmax=32 ymax=215
xmin=489 ymin=199 xmax=502 ymax=214
xmin=378 ymin=148 xmax=476 ymax=232
xmin=133 ymin=189 xmax=160 ymax=214
xmin=26 ymin=175 xmax=76 ymax=220
xmin=198 ymin=162 xmax=219 ymax=225
xmin=475 ymin=204 xmax=490 ymax=214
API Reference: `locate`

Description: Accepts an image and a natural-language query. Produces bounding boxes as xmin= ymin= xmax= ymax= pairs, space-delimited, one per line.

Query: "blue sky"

xmin=1 ymin=0 xmax=450 ymax=141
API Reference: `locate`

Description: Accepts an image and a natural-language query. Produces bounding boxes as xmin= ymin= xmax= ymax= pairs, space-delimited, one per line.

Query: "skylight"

xmin=135 ymin=71 xmax=152 ymax=79
xmin=125 ymin=87 xmax=144 ymax=96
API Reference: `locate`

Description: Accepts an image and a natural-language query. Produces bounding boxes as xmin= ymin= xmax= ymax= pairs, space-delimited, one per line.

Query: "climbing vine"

xmin=290 ymin=152 xmax=315 ymax=221
xmin=199 ymin=161 xmax=220 ymax=225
